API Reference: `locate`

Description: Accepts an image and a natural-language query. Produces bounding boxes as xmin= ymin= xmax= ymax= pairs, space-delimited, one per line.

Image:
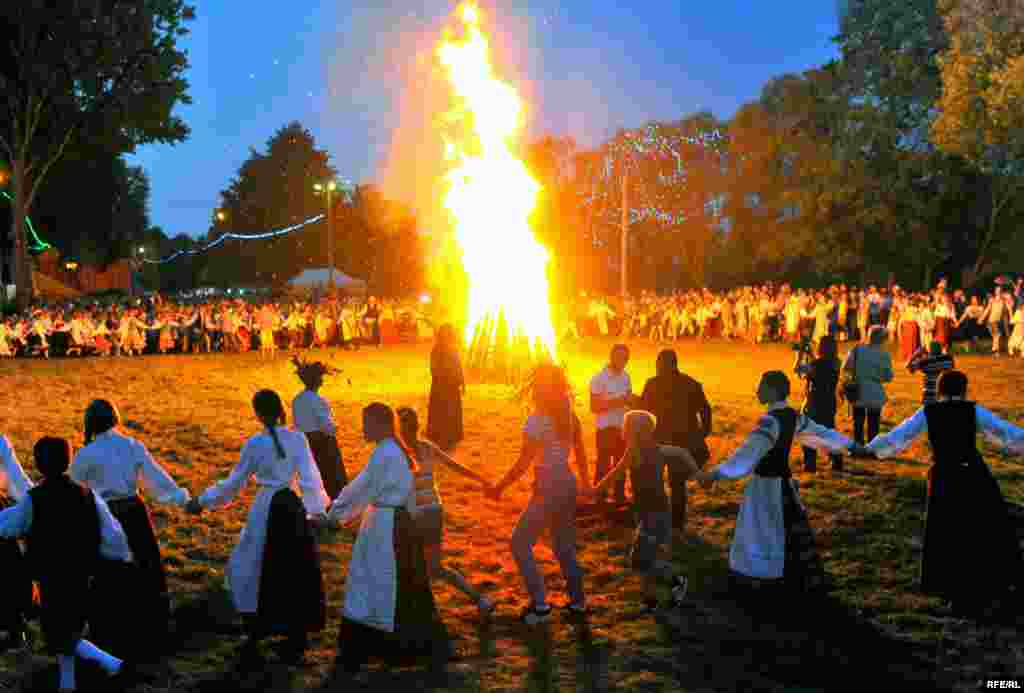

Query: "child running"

xmin=591 ymin=410 xmax=696 ymax=613
xmin=397 ymin=407 xmax=495 ymax=618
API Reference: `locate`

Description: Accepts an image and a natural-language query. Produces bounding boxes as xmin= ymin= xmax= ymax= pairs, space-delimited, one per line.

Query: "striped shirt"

xmin=412 ymin=440 xmax=443 ymax=513
xmin=909 ymin=354 xmax=955 ymax=404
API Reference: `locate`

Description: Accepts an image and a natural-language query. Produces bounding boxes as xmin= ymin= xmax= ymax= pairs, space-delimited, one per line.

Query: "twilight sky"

xmin=130 ymin=1 xmax=841 ymax=239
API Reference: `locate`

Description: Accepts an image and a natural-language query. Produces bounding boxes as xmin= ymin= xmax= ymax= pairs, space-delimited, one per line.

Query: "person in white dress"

xmin=695 ymin=371 xmax=854 ymax=594
xmin=323 ymin=402 xmax=448 ymax=675
xmin=0 ymin=437 xmax=133 ymax=693
xmin=0 ymin=435 xmax=32 ymax=649
xmin=189 ymin=390 xmax=330 ymax=664
xmin=69 ymin=399 xmax=191 ymax=659
xmin=1008 ymin=303 xmax=1024 ymax=357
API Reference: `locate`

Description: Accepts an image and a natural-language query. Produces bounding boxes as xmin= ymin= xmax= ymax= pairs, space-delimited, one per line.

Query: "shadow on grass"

xmin=649 ymin=576 xmax=952 ymax=693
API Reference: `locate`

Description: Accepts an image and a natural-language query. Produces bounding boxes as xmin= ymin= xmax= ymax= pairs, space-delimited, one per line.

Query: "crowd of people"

xmin=569 ymin=278 xmax=1024 ymax=359
xmin=0 ymin=294 xmax=435 ymax=359
xmin=0 ymin=319 xmax=1022 ymax=691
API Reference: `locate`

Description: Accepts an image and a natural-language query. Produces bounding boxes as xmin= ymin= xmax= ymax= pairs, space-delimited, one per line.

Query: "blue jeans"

xmin=511 ymin=485 xmax=584 ymax=607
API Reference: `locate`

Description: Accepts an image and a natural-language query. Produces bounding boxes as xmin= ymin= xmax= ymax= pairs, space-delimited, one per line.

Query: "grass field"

xmin=1 ymin=337 xmax=1023 ymax=692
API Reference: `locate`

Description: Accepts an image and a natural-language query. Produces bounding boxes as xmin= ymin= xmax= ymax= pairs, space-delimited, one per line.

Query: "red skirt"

xmin=934 ymin=318 xmax=951 ymax=348
xmin=900 ymin=322 xmax=920 ymax=361
xmin=380 ymin=318 xmax=399 ymax=345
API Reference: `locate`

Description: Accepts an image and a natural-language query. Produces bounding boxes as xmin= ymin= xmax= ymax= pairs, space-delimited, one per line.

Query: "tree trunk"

xmin=11 ymin=159 xmax=34 ymax=310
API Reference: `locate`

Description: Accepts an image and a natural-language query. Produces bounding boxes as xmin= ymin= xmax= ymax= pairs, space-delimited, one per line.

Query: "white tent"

xmin=288 ymin=267 xmax=367 ymax=291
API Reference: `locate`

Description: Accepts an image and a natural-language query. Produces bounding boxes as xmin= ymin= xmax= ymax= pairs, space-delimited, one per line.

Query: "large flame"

xmin=438 ymin=2 xmax=557 ymax=358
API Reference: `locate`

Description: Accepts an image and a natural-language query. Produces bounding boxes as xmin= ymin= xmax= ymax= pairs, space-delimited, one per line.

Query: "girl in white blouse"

xmin=189 ymin=390 xmax=329 ymax=664
xmin=324 ymin=402 xmax=448 ymax=675
xmin=70 ymin=399 xmax=191 ymax=658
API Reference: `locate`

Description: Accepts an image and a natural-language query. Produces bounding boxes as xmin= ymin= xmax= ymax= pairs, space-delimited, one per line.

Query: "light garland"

xmin=0 ymin=190 xmax=53 ymax=252
xmin=140 ymin=214 xmax=326 ymax=264
xmin=583 ymin=122 xmax=726 ymax=228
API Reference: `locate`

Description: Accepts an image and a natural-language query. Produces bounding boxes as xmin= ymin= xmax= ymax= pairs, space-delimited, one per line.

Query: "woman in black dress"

xmin=427 ymin=324 xmax=465 ymax=452
xmin=860 ymin=370 xmax=1024 ymax=618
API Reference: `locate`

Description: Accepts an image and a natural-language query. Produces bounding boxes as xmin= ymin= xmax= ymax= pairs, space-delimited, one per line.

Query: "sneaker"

xmin=478 ymin=596 xmax=496 ymax=620
xmin=519 ymin=604 xmax=552 ymax=625
xmin=671 ymin=576 xmax=689 ymax=606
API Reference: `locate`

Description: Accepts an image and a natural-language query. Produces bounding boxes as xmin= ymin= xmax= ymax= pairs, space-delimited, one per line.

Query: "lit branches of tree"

xmin=579 ymin=119 xmax=726 ymax=291
xmin=932 ymin=0 xmax=1024 ymax=285
xmin=0 ymin=1 xmax=194 ymax=307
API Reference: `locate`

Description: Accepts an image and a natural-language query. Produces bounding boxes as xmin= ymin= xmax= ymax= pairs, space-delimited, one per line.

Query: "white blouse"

xmin=292 ymin=390 xmax=337 ymax=435
xmin=712 ymin=402 xmax=853 ymax=480
xmin=0 ymin=435 xmax=32 ymax=501
xmin=71 ymin=430 xmax=190 ymax=505
xmin=198 ymin=427 xmax=329 ymax=515
xmin=866 ymin=403 xmax=1024 ymax=458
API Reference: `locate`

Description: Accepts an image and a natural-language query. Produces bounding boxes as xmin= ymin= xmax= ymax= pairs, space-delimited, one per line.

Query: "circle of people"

xmin=0 ymin=294 xmax=432 ymax=359
xmin=570 ymin=279 xmax=1024 ymax=359
xmin=0 ymin=319 xmax=1023 ymax=690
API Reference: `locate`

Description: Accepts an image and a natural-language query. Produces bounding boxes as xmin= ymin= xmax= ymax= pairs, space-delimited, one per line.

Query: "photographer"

xmin=794 ymin=335 xmax=842 ymax=472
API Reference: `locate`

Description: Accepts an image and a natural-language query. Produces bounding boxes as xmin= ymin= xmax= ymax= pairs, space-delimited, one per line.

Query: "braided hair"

xmin=253 ymin=389 xmax=287 ymax=459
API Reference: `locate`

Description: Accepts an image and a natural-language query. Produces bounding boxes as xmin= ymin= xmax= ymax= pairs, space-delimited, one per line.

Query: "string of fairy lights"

xmin=583 ymin=122 xmax=727 ymax=228
xmin=138 ymin=214 xmax=326 ymax=265
xmin=0 ymin=176 xmax=354 ymax=265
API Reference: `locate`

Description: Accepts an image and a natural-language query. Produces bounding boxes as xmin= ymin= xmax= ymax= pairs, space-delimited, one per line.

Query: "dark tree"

xmin=0 ymin=1 xmax=194 ymax=306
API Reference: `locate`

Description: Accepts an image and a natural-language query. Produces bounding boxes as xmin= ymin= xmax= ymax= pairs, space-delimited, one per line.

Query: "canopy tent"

xmin=288 ymin=267 xmax=367 ymax=291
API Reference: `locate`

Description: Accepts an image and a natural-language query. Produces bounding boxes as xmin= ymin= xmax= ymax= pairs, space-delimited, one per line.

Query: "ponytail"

xmin=267 ymin=423 xmax=286 ymax=459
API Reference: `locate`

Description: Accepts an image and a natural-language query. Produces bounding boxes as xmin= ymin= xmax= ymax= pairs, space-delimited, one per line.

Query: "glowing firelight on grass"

xmin=438 ymin=2 xmax=557 ymax=363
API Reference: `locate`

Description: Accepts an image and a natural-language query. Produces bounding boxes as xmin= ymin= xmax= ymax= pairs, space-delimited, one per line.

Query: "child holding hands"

xmin=592 ymin=410 xmax=696 ymax=613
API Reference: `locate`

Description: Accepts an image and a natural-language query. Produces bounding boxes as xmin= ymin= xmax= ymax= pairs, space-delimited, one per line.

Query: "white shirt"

xmin=0 ymin=435 xmax=32 ymax=501
xmin=590 ymin=366 xmax=632 ymax=431
xmin=866 ymin=403 xmax=1024 ymax=458
xmin=712 ymin=401 xmax=853 ymax=479
xmin=292 ymin=389 xmax=337 ymax=435
xmin=71 ymin=430 xmax=190 ymax=505
xmin=0 ymin=485 xmax=133 ymax=562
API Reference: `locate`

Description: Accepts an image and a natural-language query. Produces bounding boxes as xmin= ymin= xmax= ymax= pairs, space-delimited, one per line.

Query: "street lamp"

xmin=216 ymin=210 xmax=226 ymax=223
xmin=314 ymin=180 xmax=339 ymax=291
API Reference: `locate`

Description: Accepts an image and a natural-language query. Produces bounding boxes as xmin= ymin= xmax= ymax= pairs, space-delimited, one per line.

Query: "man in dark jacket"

xmin=640 ymin=349 xmax=712 ymax=536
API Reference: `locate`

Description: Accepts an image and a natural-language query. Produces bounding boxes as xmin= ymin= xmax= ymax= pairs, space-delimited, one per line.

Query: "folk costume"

xmin=866 ymin=399 xmax=1024 ymax=613
xmin=195 ymin=426 xmax=329 ymax=640
xmin=70 ymin=422 xmax=189 ymax=657
xmin=708 ymin=401 xmax=851 ymax=591
xmin=291 ymin=357 xmax=349 ymax=499
xmin=0 ymin=436 xmax=33 ymax=644
xmin=328 ymin=437 xmax=448 ymax=671
xmin=0 ymin=437 xmax=132 ymax=692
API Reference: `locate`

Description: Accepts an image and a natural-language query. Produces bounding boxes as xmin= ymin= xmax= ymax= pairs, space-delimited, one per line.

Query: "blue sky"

xmin=130 ymin=1 xmax=841 ymax=238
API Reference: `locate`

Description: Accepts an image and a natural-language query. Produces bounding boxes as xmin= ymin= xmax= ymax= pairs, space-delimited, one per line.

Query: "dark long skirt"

xmin=90 ymin=496 xmax=168 ymax=660
xmin=337 ymin=508 xmax=448 ymax=672
xmin=0 ymin=497 xmax=32 ymax=633
xmin=254 ymin=489 xmax=325 ymax=636
xmin=305 ymin=432 xmax=348 ymax=500
xmin=921 ymin=459 xmax=1020 ymax=604
xmin=427 ymin=382 xmax=463 ymax=451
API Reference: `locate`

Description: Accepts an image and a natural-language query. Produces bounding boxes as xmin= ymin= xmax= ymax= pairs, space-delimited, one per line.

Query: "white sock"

xmin=75 ymin=639 xmax=122 ymax=674
xmin=57 ymin=654 xmax=76 ymax=691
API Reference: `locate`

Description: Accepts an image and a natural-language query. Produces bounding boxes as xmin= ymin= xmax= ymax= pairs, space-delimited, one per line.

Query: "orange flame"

xmin=437 ymin=2 xmax=557 ymax=358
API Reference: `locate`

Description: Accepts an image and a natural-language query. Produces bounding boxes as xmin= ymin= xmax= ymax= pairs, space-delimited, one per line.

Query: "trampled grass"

xmin=1 ymin=337 xmax=1022 ymax=692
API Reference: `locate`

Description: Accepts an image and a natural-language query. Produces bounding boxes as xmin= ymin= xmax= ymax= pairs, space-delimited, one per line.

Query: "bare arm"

xmin=432 ymin=444 xmax=487 ymax=485
xmin=492 ymin=434 xmax=541 ymax=497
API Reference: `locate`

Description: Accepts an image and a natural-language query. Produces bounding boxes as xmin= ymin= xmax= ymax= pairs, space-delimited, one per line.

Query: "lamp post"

xmin=313 ymin=181 xmax=338 ymax=291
